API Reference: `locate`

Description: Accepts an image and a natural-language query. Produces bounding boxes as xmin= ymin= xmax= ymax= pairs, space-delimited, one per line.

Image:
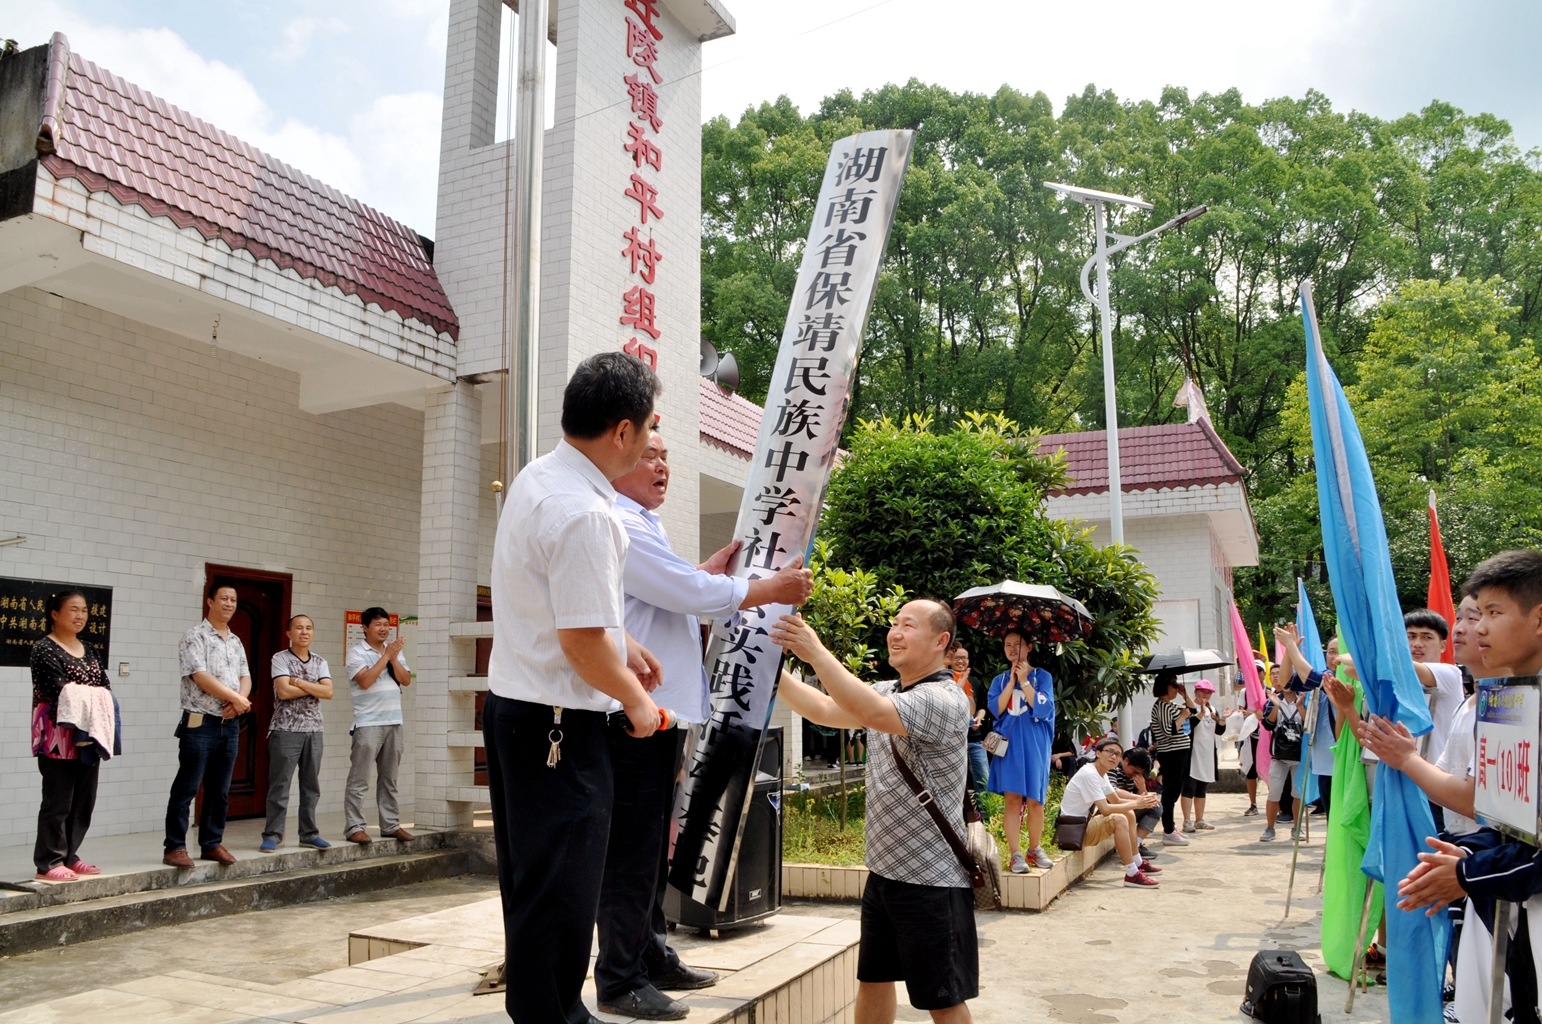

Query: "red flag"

xmin=1428 ymin=490 xmax=1457 ymax=664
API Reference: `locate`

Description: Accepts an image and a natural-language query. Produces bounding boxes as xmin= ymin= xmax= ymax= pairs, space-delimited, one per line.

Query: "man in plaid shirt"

xmin=772 ymin=600 xmax=977 ymax=1024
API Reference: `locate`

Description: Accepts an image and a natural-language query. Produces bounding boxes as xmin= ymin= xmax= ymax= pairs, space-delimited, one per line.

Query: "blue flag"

xmin=1301 ymin=281 xmax=1448 ymax=1023
xmin=1294 ymin=579 xmax=1332 ymax=804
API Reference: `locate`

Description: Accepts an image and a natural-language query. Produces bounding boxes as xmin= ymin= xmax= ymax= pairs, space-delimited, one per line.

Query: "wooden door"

xmin=203 ymin=565 xmax=291 ymax=819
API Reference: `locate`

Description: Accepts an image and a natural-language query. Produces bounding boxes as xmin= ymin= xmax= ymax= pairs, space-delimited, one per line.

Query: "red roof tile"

xmin=34 ymin=34 xmax=457 ymax=339
xmin=1036 ymin=421 xmax=1246 ymax=496
xmin=699 ymin=378 xmax=761 ymax=459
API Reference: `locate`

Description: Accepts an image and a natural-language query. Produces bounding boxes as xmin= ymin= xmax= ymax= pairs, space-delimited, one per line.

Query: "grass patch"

xmin=783 ymin=787 xmax=868 ymax=866
xmin=781 ymin=774 xmax=1070 ymax=869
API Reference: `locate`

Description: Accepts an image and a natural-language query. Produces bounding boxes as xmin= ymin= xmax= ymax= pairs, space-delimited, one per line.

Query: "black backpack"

xmin=1270 ymin=703 xmax=1304 ymax=762
xmin=1242 ymin=951 xmax=1319 ymax=1024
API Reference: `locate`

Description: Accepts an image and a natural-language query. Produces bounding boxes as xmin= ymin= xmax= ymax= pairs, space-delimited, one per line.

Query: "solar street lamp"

xmin=1046 ymin=182 xmax=1208 ymax=742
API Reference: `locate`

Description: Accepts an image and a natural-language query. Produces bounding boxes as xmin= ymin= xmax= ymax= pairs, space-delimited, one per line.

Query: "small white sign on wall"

xmin=1474 ymin=677 xmax=1541 ymax=844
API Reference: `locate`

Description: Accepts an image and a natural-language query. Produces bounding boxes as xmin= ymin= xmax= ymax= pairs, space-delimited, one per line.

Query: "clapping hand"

xmin=1397 ymin=837 xmax=1468 ymax=916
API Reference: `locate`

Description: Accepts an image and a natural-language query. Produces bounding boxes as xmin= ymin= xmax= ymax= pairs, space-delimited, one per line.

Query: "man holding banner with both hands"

xmin=596 ymin=425 xmax=812 ymax=1021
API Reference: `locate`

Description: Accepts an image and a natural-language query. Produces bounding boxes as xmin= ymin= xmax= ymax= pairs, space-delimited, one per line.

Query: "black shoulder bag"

xmin=886 ymin=735 xmax=1002 ymax=910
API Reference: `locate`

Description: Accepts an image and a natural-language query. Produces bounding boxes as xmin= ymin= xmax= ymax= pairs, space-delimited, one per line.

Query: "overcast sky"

xmin=7 ymin=0 xmax=1540 ymax=236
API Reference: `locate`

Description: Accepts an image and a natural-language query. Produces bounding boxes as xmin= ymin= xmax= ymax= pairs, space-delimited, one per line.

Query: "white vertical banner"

xmin=669 ymin=129 xmax=915 ymax=909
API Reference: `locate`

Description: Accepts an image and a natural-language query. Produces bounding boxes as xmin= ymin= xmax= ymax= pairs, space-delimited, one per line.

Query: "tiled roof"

xmin=699 ymin=377 xmax=761 ymax=459
xmin=34 ymin=34 xmax=458 ymax=339
xmin=1036 ymin=420 xmax=1246 ymax=496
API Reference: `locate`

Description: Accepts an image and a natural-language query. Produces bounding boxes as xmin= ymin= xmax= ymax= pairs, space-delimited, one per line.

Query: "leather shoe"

xmin=387 ymin=827 xmax=414 ymax=840
xmin=347 ymin=830 xmax=372 ymax=844
xmin=598 ymin=984 xmax=688 ymax=1021
xmin=653 ymin=962 xmax=720 ymax=990
xmin=162 ymin=849 xmax=194 ymax=869
xmin=201 ymin=845 xmax=236 ymax=865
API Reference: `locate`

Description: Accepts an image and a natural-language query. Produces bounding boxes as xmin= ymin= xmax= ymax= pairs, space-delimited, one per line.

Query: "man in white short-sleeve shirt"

xmin=483 ymin=353 xmax=665 ymax=1024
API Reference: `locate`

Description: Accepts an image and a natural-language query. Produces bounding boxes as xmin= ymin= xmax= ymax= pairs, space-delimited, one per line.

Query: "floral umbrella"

xmin=952 ymin=580 xmax=1094 ymax=643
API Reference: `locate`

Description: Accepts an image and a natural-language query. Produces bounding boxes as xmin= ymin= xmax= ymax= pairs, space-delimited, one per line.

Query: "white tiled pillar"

xmin=415 ymin=381 xmax=483 ymax=829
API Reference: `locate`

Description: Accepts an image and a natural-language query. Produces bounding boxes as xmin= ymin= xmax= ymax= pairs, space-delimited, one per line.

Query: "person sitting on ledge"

xmin=1061 ymin=739 xmax=1163 ymax=889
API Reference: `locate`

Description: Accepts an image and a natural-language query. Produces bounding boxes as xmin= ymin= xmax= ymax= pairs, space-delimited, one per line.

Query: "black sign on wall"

xmin=0 ymin=576 xmax=113 ymax=668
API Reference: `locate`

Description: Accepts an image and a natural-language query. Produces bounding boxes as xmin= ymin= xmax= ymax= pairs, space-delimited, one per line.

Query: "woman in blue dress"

xmin=987 ymin=629 xmax=1055 ymax=872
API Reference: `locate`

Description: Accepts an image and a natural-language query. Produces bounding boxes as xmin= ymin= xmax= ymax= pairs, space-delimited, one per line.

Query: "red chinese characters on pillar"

xmin=617 ymin=0 xmax=665 ymax=371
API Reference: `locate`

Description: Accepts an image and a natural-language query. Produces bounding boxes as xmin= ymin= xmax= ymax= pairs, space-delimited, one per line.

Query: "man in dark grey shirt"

xmin=772 ymin=599 xmax=976 ymax=1024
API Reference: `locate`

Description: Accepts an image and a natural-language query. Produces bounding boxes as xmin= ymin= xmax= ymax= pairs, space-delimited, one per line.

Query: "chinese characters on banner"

xmin=619 ymin=0 xmax=664 ymax=370
xmin=1474 ymin=678 xmax=1542 ymax=843
xmin=0 ymin=576 xmax=113 ymax=667
xmin=669 ymin=130 xmax=916 ymax=909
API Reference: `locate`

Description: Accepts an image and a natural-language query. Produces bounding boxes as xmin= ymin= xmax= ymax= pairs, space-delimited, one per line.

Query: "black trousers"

xmin=483 ymin=693 xmax=612 ymax=1024
xmin=34 ymin=756 xmax=99 ymax=873
xmin=596 ymin=722 xmax=687 ymax=1001
xmin=1156 ymin=748 xmax=1190 ymax=834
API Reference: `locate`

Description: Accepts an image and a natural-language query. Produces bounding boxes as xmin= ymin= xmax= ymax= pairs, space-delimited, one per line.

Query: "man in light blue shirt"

xmin=344 ymin=607 xmax=411 ymax=844
xmin=594 ymin=427 xmax=813 ymax=1020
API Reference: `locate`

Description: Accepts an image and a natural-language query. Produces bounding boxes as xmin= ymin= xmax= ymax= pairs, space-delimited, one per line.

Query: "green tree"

xmin=700 ymin=82 xmax=1542 ymax=626
xmin=816 ymin=413 xmax=1160 ymax=737
xmin=1254 ymin=277 xmax=1542 ymax=622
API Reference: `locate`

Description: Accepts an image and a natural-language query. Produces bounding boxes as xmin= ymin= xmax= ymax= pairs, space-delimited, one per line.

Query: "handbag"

xmin=981 ymin=730 xmax=1009 ymax=758
xmin=1054 ymin=814 xmax=1089 ymax=851
xmin=885 ymin=736 xmax=1002 ymax=910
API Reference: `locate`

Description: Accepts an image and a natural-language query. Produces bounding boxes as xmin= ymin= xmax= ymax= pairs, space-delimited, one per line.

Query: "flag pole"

xmin=1346 ymin=881 xmax=1376 ymax=1011
xmin=1284 ymin=687 xmax=1318 ymax=917
xmin=1489 ymin=900 xmax=1511 ymax=1024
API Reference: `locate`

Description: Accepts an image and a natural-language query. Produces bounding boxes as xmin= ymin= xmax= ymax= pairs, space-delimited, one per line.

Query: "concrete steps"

xmin=0 ymin=831 xmax=493 ymax=956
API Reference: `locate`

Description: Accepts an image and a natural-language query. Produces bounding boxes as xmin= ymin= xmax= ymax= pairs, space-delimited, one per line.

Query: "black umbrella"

xmin=1137 ymin=648 xmax=1231 ymax=674
xmin=952 ymin=581 xmax=1094 ymax=643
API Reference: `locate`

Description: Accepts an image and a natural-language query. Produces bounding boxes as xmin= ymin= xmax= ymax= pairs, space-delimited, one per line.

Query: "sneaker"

xmin=1162 ymin=830 xmax=1190 ymax=846
xmin=299 ymin=836 xmax=332 ymax=850
xmin=1260 ymin=827 xmax=1276 ymax=842
xmin=1027 ymin=848 xmax=1053 ymax=870
xmin=1244 ymin=804 xmax=1259 ymax=816
xmin=1445 ymin=1003 xmax=1460 ymax=1021
xmin=259 ymin=838 xmax=278 ymax=853
xmin=1195 ymin=819 xmax=1215 ymax=830
xmin=1138 ymin=859 xmax=1163 ymax=874
xmin=1182 ymin=820 xmax=1196 ymax=833
xmin=1009 ymin=852 xmax=1030 ymax=874
xmin=1278 ymin=812 xmax=1294 ymax=823
xmin=1138 ymin=843 xmax=1156 ymax=859
xmin=1124 ymin=870 xmax=1160 ymax=888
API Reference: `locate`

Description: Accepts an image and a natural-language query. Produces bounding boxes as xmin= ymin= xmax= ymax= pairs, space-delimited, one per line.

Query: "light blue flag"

xmin=1302 ymin=281 xmax=1448 ymax=1024
xmin=1294 ymin=579 xmax=1332 ymax=804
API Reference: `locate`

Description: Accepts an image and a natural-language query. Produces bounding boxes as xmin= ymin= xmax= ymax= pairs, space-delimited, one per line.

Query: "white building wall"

xmin=0 ymin=286 xmax=422 ymax=844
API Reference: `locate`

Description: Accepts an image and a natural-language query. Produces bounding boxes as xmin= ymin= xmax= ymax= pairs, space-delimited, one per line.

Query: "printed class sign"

xmin=0 ymin=576 xmax=113 ymax=667
xmin=1474 ymin=676 xmax=1542 ymax=844
xmin=669 ymin=129 xmax=915 ymax=909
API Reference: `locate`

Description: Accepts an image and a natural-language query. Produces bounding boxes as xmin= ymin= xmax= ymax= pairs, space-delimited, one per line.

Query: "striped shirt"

xmin=1150 ymin=697 xmax=1192 ymax=752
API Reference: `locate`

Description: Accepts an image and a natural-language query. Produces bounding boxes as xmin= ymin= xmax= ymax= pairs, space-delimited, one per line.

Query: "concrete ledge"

xmin=348 ymin=899 xmax=859 ymax=1023
xmin=0 ymin=848 xmax=472 ymax=956
xmin=0 ymin=829 xmax=451 ymax=913
xmin=782 ymin=836 xmax=1117 ymax=911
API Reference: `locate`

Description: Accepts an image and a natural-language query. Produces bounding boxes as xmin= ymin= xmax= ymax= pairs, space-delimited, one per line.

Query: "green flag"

xmin=1321 ymin=656 xmax=1383 ymax=979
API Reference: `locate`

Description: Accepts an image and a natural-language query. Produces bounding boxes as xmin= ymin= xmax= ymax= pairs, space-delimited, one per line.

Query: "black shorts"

xmin=858 ymin=871 xmax=978 ymax=1010
xmin=1245 ymin=734 xmax=1259 ymax=780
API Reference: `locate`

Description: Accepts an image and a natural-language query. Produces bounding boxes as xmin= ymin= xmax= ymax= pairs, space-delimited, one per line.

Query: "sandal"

xmin=35 ymin=865 xmax=78 ymax=882
xmin=68 ymin=861 xmax=101 ymax=875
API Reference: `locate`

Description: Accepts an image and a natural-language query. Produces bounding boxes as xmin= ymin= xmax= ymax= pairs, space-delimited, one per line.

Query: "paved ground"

xmin=0 ymin=875 xmax=500 ymax=1010
xmin=0 ymin=791 xmax=1389 ymax=1023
